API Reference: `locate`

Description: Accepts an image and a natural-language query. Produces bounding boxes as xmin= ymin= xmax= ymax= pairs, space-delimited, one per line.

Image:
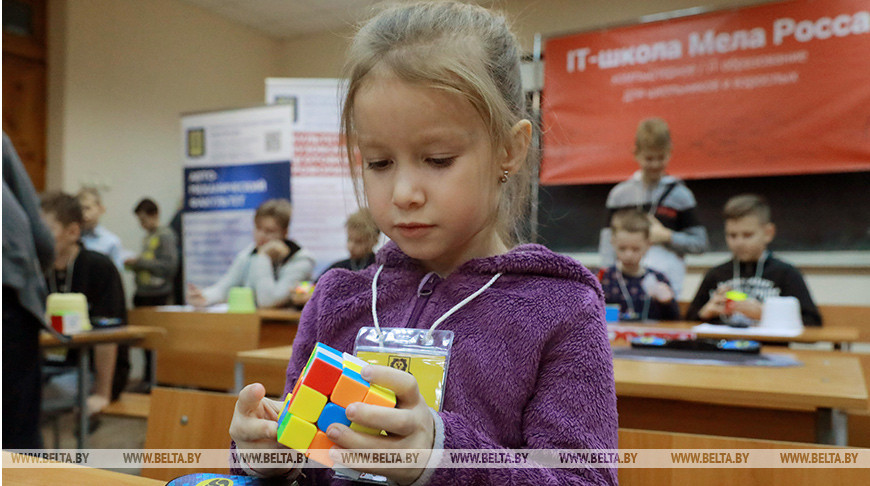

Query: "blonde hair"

xmin=77 ymin=186 xmax=103 ymax=205
xmin=346 ymin=208 xmax=380 ymax=242
xmin=341 ymin=1 xmax=534 ymax=244
xmin=610 ymin=209 xmax=650 ymax=239
xmin=634 ymin=117 xmax=672 ymax=153
xmin=255 ymin=199 xmax=293 ymax=231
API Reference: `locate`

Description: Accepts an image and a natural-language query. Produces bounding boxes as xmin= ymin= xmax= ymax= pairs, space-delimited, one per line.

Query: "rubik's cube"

xmin=277 ymin=342 xmax=397 ymax=467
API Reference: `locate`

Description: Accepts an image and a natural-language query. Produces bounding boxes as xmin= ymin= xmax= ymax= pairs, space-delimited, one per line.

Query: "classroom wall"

xmin=43 ymin=0 xmax=868 ymax=306
xmin=46 ymin=0 xmax=281 ymax=272
xmin=276 ymin=0 xmax=769 ymax=77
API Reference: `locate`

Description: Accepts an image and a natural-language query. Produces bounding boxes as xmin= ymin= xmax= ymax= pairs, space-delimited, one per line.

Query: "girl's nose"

xmin=392 ymin=165 xmax=425 ymax=209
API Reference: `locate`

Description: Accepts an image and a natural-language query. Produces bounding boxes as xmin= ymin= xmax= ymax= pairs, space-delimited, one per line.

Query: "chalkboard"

xmin=536 ymin=171 xmax=870 ymax=253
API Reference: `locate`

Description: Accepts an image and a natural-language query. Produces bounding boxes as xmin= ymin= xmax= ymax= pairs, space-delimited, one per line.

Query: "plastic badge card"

xmin=354 ymin=327 xmax=454 ymax=412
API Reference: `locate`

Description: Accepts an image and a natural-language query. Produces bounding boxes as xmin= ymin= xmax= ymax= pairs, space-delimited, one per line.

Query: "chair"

xmin=141 ymin=387 xmax=239 ymax=481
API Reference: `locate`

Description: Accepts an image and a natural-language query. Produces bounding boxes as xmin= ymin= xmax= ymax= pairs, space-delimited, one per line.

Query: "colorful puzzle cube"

xmin=276 ymin=342 xmax=397 ymax=467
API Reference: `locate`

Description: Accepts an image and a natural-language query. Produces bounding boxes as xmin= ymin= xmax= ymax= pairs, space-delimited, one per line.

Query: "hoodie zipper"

xmin=407 ymin=272 xmax=439 ymax=328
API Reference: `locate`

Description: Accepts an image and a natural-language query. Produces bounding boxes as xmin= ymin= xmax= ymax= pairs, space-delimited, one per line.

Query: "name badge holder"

xmin=331 ymin=328 xmax=454 ymax=485
xmin=354 ymin=326 xmax=454 ymax=412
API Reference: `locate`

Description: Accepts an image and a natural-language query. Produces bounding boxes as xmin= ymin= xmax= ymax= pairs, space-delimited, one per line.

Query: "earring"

xmin=499 ymin=170 xmax=510 ymax=184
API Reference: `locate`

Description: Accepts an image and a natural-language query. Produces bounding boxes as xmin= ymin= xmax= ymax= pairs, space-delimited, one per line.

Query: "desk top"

xmin=2 ymin=452 xmax=163 ymax=485
xmin=236 ymin=345 xmax=294 ymax=366
xmin=256 ymin=308 xmax=301 ymax=323
xmin=614 ymin=347 xmax=868 ymax=411
xmin=612 ymin=321 xmax=860 ymax=344
xmin=39 ymin=325 xmax=166 ymax=349
xmin=236 ymin=345 xmax=868 ymax=413
xmin=128 ymin=306 xmax=302 ymax=324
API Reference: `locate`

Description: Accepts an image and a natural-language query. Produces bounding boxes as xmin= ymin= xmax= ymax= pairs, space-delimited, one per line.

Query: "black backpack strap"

xmin=655 ymin=181 xmax=679 ymax=210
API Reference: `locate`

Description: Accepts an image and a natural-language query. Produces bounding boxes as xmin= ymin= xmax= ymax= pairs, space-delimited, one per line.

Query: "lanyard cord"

xmin=614 ymin=265 xmax=651 ymax=320
xmin=732 ymin=250 xmax=769 ymax=294
xmin=48 ymin=253 xmax=78 ymax=294
xmin=635 ymin=182 xmax=665 ymax=217
xmin=371 ymin=264 xmax=502 ymax=340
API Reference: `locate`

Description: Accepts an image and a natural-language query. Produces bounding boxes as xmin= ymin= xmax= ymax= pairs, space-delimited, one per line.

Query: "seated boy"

xmin=126 ymin=198 xmax=178 ymax=307
xmin=598 ymin=209 xmax=679 ymax=321
xmin=685 ymin=194 xmax=822 ymax=326
xmin=40 ymin=192 xmax=127 ymax=414
xmin=291 ymin=208 xmax=380 ymax=307
xmin=188 ymin=199 xmax=315 ymax=308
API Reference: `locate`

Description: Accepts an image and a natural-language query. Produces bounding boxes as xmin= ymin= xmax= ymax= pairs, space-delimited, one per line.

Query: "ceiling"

xmin=178 ymin=0 xmax=397 ymax=39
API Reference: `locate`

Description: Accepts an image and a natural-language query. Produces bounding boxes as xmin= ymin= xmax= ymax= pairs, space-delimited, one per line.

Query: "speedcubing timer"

xmin=276 ymin=343 xmax=397 ymax=467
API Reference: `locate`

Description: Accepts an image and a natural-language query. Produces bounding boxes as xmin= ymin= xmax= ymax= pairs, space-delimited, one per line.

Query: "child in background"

xmin=599 ymin=209 xmax=679 ymax=321
xmin=126 ymin=198 xmax=178 ymax=307
xmin=41 ymin=192 xmax=127 ymax=414
xmin=77 ymin=187 xmax=125 ymax=272
xmin=188 ymin=199 xmax=315 ymax=308
xmin=291 ymin=209 xmax=380 ymax=307
xmin=685 ymin=194 xmax=821 ymax=326
xmin=324 ymin=208 xmax=379 ymax=273
xmin=77 ymin=186 xmax=131 ymax=395
xmin=599 ymin=117 xmax=708 ymax=296
xmin=229 ymin=2 xmax=617 ymax=484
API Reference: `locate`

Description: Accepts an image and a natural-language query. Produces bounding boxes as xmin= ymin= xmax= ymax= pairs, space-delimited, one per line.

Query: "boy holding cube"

xmin=685 ymin=194 xmax=821 ymax=326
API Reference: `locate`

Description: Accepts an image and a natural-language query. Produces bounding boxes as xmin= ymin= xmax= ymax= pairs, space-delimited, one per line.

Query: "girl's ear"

xmin=500 ymin=119 xmax=532 ymax=175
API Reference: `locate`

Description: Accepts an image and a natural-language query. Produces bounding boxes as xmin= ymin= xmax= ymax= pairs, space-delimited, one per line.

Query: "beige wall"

xmin=44 ymin=0 xmax=867 ymax=305
xmin=47 ymin=0 xmax=281 ymax=264
xmin=277 ymin=0 xmax=770 ymax=77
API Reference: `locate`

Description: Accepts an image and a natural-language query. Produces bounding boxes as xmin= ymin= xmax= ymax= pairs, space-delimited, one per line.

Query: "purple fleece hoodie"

xmin=236 ymin=241 xmax=618 ymax=485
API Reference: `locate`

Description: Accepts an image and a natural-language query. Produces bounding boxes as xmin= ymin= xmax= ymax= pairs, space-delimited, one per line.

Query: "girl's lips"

xmin=395 ymin=223 xmax=434 ymax=238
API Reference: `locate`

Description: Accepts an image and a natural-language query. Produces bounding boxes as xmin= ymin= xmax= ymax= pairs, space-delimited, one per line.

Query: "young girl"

xmin=230 ymin=2 xmax=617 ymax=484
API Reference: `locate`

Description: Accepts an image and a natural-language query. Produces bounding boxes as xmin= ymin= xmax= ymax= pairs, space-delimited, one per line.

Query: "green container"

xmin=227 ymin=287 xmax=256 ymax=313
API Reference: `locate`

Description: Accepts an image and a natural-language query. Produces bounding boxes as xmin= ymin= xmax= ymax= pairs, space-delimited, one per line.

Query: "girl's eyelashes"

xmin=427 ymin=156 xmax=456 ymax=167
xmin=365 ymin=160 xmax=391 ymax=170
xmin=364 ymin=157 xmax=456 ymax=170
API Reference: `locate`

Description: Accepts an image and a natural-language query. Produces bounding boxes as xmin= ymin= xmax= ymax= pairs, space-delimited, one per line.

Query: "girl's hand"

xmin=229 ymin=384 xmax=292 ymax=476
xmin=326 ymin=365 xmax=435 ymax=485
xmin=229 ymin=383 xmax=282 ymax=449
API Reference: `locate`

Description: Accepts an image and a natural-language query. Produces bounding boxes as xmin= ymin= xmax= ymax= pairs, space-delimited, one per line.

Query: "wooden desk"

xmin=256 ymin=309 xmax=300 ymax=348
xmin=2 ymin=451 xmax=163 ymax=485
xmin=39 ymin=325 xmax=166 ymax=349
xmin=128 ymin=308 xmax=260 ymax=391
xmin=234 ymin=345 xmax=293 ymax=396
xmin=127 ymin=307 xmax=299 ymax=389
xmin=39 ymin=326 xmax=165 ymax=449
xmin=235 ymin=345 xmax=867 ymax=445
xmin=610 ymin=321 xmax=860 ymax=349
xmin=256 ymin=308 xmax=301 ymax=323
xmin=615 ymin=347 xmax=868 ymax=445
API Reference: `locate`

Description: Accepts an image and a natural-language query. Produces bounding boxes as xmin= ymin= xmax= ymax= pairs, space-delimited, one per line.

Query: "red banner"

xmin=541 ymin=0 xmax=870 ymax=185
